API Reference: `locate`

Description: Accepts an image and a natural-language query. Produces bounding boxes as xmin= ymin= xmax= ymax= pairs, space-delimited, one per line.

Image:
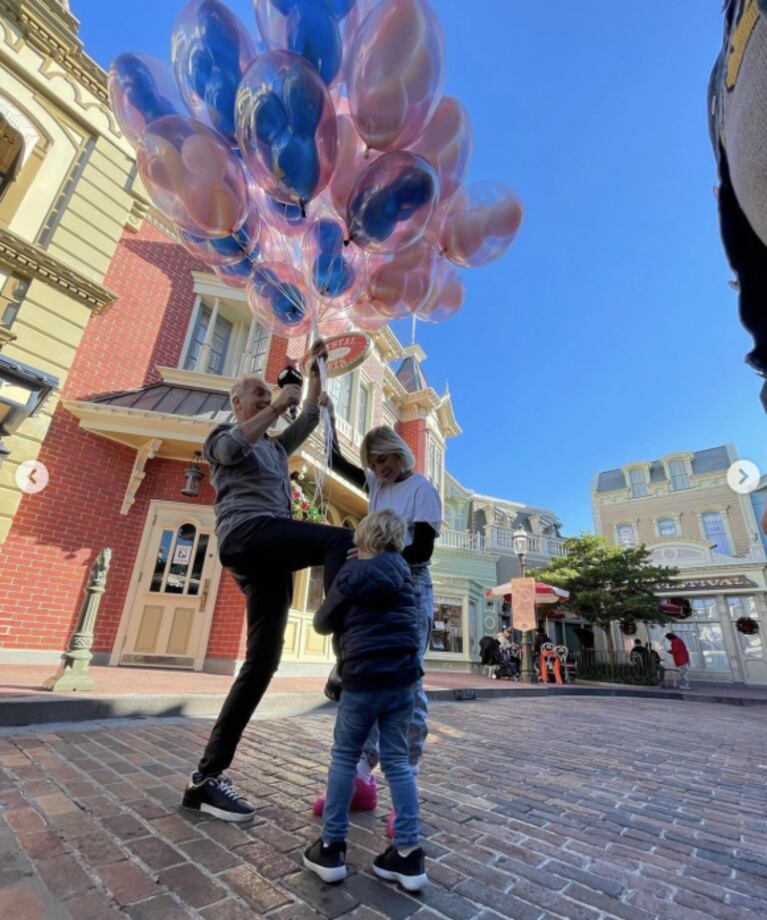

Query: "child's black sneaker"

xmin=372 ymin=845 xmax=428 ymax=892
xmin=303 ymin=838 xmax=347 ymax=883
xmin=181 ymin=771 xmax=256 ymax=822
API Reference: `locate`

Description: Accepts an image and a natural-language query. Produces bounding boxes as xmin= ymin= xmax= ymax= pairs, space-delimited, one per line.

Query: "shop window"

xmin=329 ymin=372 xmax=353 ymax=423
xmin=184 ymin=304 xmax=233 ymax=375
xmin=431 ymin=596 xmax=463 ymax=653
xmin=702 ymin=512 xmax=732 ymax=556
xmin=648 ymin=620 xmax=728 ymax=672
xmin=727 ymin=597 xmax=764 ymax=659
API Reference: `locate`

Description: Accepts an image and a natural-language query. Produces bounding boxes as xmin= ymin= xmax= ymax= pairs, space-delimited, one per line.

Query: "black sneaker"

xmin=181 ymin=772 xmax=256 ymax=823
xmin=303 ymin=838 xmax=347 ymax=883
xmin=373 ymin=845 xmax=428 ymax=892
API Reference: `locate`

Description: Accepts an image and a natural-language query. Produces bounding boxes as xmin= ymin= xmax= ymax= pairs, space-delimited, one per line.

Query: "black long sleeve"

xmin=402 ymin=522 xmax=437 ymax=566
xmin=327 ymin=423 xmax=367 ymax=489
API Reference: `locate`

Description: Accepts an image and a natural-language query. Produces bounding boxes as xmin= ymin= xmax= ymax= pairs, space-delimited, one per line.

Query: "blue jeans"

xmin=323 ymin=686 xmax=419 ymax=849
xmin=361 ymin=567 xmax=433 ymax=771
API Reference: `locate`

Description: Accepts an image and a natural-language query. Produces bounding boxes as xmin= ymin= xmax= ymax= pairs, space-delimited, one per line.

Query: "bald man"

xmin=182 ymin=340 xmax=354 ymax=822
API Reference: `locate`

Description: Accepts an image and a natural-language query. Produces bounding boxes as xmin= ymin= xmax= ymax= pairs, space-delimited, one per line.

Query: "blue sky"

xmin=72 ymin=0 xmax=764 ymax=533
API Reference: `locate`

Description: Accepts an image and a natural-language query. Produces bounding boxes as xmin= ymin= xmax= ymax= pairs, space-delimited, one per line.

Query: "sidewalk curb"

xmin=0 ymin=684 xmax=763 ymax=727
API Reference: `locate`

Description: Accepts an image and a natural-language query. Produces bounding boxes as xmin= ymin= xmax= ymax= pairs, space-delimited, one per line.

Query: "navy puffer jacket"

xmin=313 ymin=552 xmax=421 ymax=692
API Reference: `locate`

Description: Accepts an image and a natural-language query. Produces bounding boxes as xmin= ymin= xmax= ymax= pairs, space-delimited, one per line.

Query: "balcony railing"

xmin=485 ymin=525 xmax=566 ymax=558
xmin=437 ymin=529 xmax=485 ymax=553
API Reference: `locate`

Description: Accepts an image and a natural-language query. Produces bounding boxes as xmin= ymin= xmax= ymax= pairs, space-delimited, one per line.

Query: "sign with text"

xmin=303 ymin=333 xmax=371 ymax=378
xmin=511 ymin=578 xmax=536 ymax=632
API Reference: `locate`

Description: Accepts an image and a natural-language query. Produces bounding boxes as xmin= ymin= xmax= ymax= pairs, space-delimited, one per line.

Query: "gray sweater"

xmin=203 ymin=403 xmax=320 ymax=547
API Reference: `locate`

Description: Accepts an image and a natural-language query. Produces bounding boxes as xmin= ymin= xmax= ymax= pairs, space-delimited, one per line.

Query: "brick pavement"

xmin=0 ymin=698 xmax=766 ymax=919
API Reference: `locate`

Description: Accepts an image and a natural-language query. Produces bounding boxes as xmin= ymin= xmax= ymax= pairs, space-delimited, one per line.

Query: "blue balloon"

xmin=216 ymin=255 xmax=256 ymax=284
xmin=172 ymin=0 xmax=256 ymax=143
xmin=313 ymin=252 xmax=354 ymax=296
xmin=254 ymin=92 xmax=289 ymax=144
xmin=321 ymin=0 xmax=356 ymax=19
xmin=252 ymin=268 xmax=307 ymax=325
xmin=274 ymin=134 xmax=320 ymax=202
xmin=390 ymin=167 xmax=435 ymax=219
xmin=283 ymin=66 xmax=325 ymax=136
xmin=286 ymin=1 xmax=342 ymax=86
xmin=109 ymin=53 xmax=183 ymax=145
xmin=268 ymin=197 xmax=305 ymax=225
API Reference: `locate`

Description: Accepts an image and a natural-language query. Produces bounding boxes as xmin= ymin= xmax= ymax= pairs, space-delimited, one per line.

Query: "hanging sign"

xmin=303 ymin=333 xmax=371 ymax=378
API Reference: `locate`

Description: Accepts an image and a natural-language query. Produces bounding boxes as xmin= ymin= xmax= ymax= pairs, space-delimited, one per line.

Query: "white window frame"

xmin=668 ymin=459 xmax=691 ymax=491
xmin=628 ymin=467 xmax=648 ymax=498
xmin=180 ymin=297 xmax=271 ymax=379
xmin=428 ymin=436 xmax=444 ymax=496
xmin=701 ymin=510 xmax=733 ymax=556
xmin=657 ymin=517 xmax=678 ymax=538
xmin=615 ymin=523 xmax=636 ymax=547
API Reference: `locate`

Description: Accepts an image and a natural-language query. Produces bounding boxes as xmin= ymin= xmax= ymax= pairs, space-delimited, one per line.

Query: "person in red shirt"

xmin=665 ymin=632 xmax=691 ymax=690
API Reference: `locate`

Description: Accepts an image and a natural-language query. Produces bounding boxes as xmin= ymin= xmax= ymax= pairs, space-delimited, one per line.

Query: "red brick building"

xmin=0 ymin=216 xmax=462 ymax=673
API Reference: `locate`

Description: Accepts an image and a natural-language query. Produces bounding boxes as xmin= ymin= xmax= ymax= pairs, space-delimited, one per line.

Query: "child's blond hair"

xmin=354 ymin=509 xmax=407 ymax=555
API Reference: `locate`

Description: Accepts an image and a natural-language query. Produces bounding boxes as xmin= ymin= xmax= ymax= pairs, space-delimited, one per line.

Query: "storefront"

xmin=637 ymin=572 xmax=767 ymax=686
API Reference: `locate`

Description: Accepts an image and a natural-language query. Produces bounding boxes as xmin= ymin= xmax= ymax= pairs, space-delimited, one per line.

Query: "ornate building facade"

xmin=593 ymin=445 xmax=767 ymax=686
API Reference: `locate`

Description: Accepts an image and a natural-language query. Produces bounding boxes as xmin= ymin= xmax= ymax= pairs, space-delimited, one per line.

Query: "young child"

xmin=303 ymin=509 xmax=429 ymax=892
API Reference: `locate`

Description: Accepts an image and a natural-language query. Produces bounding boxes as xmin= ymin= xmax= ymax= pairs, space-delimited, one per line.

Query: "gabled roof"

xmin=596 ymin=445 xmax=732 ymax=492
xmin=395 ymin=355 xmax=429 ymax=394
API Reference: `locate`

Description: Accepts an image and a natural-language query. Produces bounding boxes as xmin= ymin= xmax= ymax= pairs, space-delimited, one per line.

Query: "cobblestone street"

xmin=1 ymin=698 xmax=766 ymax=920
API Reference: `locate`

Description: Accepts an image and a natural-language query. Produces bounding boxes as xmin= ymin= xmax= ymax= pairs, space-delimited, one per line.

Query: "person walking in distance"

xmin=182 ymin=340 xmax=355 ymax=822
xmin=665 ymin=632 xmax=692 ymax=690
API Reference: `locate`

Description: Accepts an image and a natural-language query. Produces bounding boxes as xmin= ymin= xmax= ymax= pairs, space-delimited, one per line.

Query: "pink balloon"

xmin=137 ymin=116 xmax=248 ymax=237
xmin=347 ymin=0 xmax=444 ymax=151
xmin=346 ymin=151 xmax=439 ymax=254
xmin=246 ymin=261 xmax=314 ymax=338
xmin=348 ymin=298 xmax=391 ymax=331
xmin=178 ymin=198 xmax=262 ymax=266
xmin=316 ymin=305 xmax=353 ymax=337
xmin=439 ymin=181 xmax=524 ymax=267
xmin=408 ymin=97 xmax=472 ymax=203
xmin=416 ymin=260 xmax=464 ymax=323
xmin=364 ymin=239 xmax=436 ymax=317
xmin=236 ymin=50 xmax=338 ymax=207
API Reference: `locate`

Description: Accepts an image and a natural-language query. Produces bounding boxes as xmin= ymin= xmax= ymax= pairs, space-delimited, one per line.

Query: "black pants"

xmin=198 ymin=516 xmax=354 ymax=777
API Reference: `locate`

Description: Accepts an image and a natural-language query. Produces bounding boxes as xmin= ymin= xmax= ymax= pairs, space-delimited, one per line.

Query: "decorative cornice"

xmin=0 ymin=325 xmax=17 ymax=350
xmin=121 ymin=437 xmax=162 ymax=515
xmin=0 ymin=226 xmax=117 ymax=313
xmin=1 ymin=0 xmax=109 ymax=104
xmin=156 ymin=366 xmax=237 ymax=394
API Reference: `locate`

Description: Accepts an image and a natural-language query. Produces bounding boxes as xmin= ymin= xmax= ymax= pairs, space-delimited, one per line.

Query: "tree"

xmin=533 ymin=534 xmax=679 ymax=652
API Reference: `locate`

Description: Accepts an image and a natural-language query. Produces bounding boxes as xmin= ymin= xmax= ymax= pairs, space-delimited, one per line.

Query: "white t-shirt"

xmin=365 ymin=470 xmax=442 ymax=564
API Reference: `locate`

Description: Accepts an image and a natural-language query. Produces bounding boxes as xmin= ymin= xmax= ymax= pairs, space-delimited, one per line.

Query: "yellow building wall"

xmin=0 ymin=3 xmax=138 ymax=544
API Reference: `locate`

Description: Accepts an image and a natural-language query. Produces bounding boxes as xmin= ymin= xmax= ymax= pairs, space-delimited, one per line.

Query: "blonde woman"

xmin=314 ymin=417 xmax=442 ymax=834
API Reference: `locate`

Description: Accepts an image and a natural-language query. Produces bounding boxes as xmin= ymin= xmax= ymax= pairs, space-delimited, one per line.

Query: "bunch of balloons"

xmin=109 ymin=0 xmax=524 ymax=337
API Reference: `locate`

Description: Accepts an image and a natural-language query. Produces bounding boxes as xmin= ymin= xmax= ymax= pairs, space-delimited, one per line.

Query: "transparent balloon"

xmin=316 ymin=304 xmax=354 ymax=336
xmin=408 ymin=96 xmax=471 ymax=203
xmin=328 ymin=114 xmax=377 ymax=218
xmin=108 ymin=53 xmax=184 ymax=147
xmin=347 ymin=151 xmax=439 ymax=253
xmin=415 ymin=259 xmax=464 ymax=323
xmin=347 ymin=0 xmax=444 ymax=151
xmin=178 ymin=200 xmax=262 ymax=266
xmin=347 ymin=297 xmax=390 ymax=331
xmin=137 ymin=115 xmax=249 ymax=237
xmin=172 ymin=0 xmax=257 ymax=144
xmin=236 ymin=50 xmax=338 ymax=207
xmin=247 ymin=261 xmax=314 ymax=337
xmin=364 ymin=238 xmax=436 ymax=318
xmin=254 ymin=0 xmax=345 ymax=86
xmin=302 ymin=217 xmax=364 ymax=304
xmin=440 ymin=181 xmax=523 ymax=268
xmin=214 ymin=253 xmax=260 ymax=288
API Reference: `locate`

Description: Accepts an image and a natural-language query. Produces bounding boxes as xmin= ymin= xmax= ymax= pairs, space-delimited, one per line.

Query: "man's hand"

xmin=272 ymin=384 xmax=302 ymax=415
xmin=308 ymin=338 xmax=329 ymax=377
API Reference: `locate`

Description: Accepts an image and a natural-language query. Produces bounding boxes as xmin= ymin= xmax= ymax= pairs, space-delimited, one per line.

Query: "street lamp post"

xmin=512 ymin=527 xmax=535 ymax=682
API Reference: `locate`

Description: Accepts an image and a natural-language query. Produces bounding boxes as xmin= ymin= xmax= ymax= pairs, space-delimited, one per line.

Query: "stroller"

xmin=478 ymin=636 xmax=520 ymax=680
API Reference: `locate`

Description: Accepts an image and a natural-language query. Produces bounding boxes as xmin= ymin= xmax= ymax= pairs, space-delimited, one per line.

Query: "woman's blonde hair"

xmin=354 ymin=509 xmax=408 ymax=554
xmin=360 ymin=425 xmax=415 ymax=473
